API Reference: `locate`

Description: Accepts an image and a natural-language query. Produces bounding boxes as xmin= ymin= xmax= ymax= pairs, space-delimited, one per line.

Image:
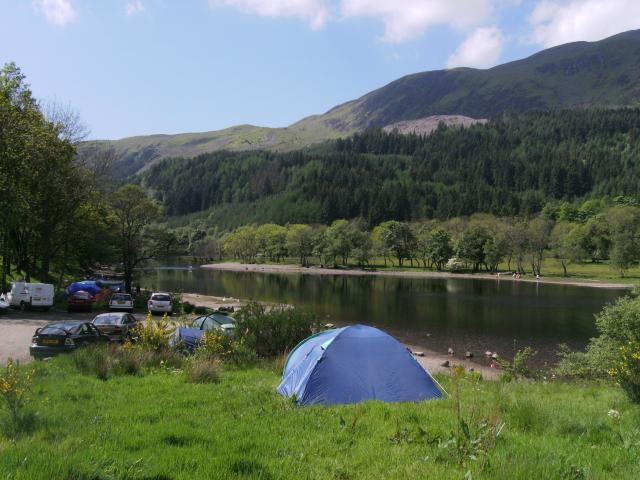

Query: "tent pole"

xmin=429 ymin=374 xmax=450 ymax=398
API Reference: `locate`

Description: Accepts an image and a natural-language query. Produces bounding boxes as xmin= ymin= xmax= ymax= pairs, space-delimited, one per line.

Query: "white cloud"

xmin=447 ymin=26 xmax=504 ymax=68
xmin=210 ymin=0 xmax=329 ymax=30
xmin=340 ymin=0 xmax=493 ymax=43
xmin=210 ymin=0 xmax=495 ymax=41
xmin=126 ymin=1 xmax=145 ymax=16
xmin=33 ymin=0 xmax=77 ymax=26
xmin=530 ymin=0 xmax=640 ymax=47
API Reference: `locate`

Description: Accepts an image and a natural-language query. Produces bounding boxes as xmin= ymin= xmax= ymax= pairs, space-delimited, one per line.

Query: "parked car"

xmin=171 ymin=312 xmax=236 ymax=352
xmin=148 ymin=292 xmax=172 ymax=315
xmin=92 ymin=312 xmax=139 ymax=341
xmin=109 ymin=293 xmax=133 ymax=312
xmin=7 ymin=282 xmax=54 ymax=311
xmin=30 ymin=321 xmax=109 ymax=359
xmin=67 ymin=290 xmax=94 ymax=312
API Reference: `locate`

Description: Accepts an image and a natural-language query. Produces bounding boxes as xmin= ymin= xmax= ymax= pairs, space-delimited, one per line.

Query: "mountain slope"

xmin=84 ymin=29 xmax=640 ymax=176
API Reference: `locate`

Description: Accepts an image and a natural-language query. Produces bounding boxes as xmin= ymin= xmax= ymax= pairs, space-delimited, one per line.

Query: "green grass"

xmin=370 ymin=258 xmax=640 ymax=285
xmin=1 ymin=357 xmax=639 ymax=479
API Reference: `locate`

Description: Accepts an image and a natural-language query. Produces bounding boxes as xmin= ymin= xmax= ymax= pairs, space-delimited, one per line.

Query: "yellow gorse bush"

xmin=198 ymin=330 xmax=237 ymax=359
xmin=0 ymin=358 xmax=35 ymax=437
xmin=608 ymin=340 xmax=640 ymax=402
xmin=609 ymin=341 xmax=640 ymax=381
xmin=131 ymin=313 xmax=175 ymax=351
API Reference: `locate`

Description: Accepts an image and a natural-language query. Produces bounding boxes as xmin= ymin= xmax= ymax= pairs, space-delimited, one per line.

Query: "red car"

xmin=67 ymin=291 xmax=94 ymax=312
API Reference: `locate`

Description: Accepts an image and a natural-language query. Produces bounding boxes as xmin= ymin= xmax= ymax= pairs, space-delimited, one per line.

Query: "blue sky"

xmin=1 ymin=0 xmax=639 ymax=139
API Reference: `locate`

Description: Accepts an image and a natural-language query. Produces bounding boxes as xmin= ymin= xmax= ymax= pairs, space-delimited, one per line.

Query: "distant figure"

xmin=135 ymin=284 xmax=141 ymax=295
xmin=536 ymin=274 xmax=540 ymax=281
xmin=447 ymin=347 xmax=454 ymax=356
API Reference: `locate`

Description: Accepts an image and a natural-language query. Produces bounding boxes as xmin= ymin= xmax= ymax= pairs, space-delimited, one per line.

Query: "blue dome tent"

xmin=277 ymin=324 xmax=443 ymax=406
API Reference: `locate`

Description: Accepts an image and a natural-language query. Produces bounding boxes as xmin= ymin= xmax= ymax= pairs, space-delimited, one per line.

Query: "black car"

xmin=30 ymin=321 xmax=109 ymax=359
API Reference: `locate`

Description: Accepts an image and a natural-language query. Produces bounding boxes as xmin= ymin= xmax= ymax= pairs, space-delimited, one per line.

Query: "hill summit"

xmin=83 ymin=29 xmax=640 ymax=176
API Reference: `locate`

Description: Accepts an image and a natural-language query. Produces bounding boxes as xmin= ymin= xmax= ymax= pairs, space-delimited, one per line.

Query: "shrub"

xmin=497 ymin=347 xmax=538 ymax=381
xmin=182 ymin=302 xmax=195 ymax=314
xmin=193 ymin=306 xmax=211 ymax=315
xmin=133 ymin=291 xmax=151 ymax=310
xmin=133 ymin=313 xmax=174 ymax=351
xmin=72 ymin=343 xmax=184 ymax=379
xmin=554 ymin=344 xmax=602 ymax=379
xmin=172 ymin=292 xmax=183 ymax=314
xmin=196 ymin=331 xmax=257 ymax=367
xmin=609 ymin=340 xmax=640 ymax=403
xmin=0 ymin=359 xmax=35 ymax=439
xmin=184 ymin=358 xmax=220 ymax=384
xmin=72 ymin=345 xmax=110 ymax=380
xmin=109 ymin=346 xmax=143 ymax=376
xmin=198 ymin=330 xmax=235 ymax=359
xmin=234 ymin=302 xmax=318 ymax=358
xmin=558 ymin=294 xmax=640 ymax=402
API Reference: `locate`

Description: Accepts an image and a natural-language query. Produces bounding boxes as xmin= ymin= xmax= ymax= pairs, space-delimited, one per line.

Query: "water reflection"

xmin=138 ymin=267 xmax=626 ymax=364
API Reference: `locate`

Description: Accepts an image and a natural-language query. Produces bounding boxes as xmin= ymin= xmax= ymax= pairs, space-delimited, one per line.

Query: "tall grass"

xmin=1 ymin=358 xmax=639 ymax=479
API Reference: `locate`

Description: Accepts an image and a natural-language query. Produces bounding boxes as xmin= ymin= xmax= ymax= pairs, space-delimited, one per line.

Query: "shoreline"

xmin=179 ymin=293 xmax=499 ymax=379
xmin=201 ymin=262 xmax=633 ymax=290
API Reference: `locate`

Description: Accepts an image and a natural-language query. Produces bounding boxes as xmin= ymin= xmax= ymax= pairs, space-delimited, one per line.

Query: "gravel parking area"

xmin=0 ymin=309 xmax=146 ymax=364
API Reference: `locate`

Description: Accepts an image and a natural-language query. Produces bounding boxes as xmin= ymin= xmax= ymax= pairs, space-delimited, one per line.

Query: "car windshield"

xmin=112 ymin=294 xmax=131 ymax=301
xmin=151 ymin=294 xmax=171 ymax=302
xmin=40 ymin=323 xmax=81 ymax=335
xmin=94 ymin=315 xmax=122 ymax=325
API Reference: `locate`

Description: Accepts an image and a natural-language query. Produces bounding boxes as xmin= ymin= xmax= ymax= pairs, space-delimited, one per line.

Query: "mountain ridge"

xmin=82 ymin=29 xmax=640 ymax=176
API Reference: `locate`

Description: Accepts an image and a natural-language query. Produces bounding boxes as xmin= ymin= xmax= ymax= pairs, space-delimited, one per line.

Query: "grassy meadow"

xmin=1 ymin=356 xmax=639 ymax=480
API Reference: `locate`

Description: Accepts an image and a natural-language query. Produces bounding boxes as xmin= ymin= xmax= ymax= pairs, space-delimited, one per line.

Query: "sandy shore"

xmin=202 ymin=262 xmax=632 ymax=289
xmin=182 ymin=293 xmax=245 ymax=311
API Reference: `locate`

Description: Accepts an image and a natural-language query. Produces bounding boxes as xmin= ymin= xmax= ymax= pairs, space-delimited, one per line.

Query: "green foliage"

xmin=497 ymin=348 xmax=538 ymax=381
xmin=197 ymin=330 xmax=258 ymax=367
xmin=233 ymin=302 xmax=318 ymax=358
xmin=184 ymin=357 xmax=220 ymax=384
xmin=2 ymin=357 xmax=640 ymax=479
xmin=132 ymin=314 xmax=173 ymax=352
xmin=0 ymin=62 xmax=116 ymax=288
xmin=72 ymin=343 xmax=184 ymax=380
xmin=0 ymin=359 xmax=35 ymax=439
xmin=145 ymin=109 xmax=640 ymax=228
xmin=182 ymin=301 xmax=195 ymax=314
xmin=72 ymin=345 xmax=111 ymax=380
xmin=112 ymin=185 xmax=175 ymax=292
xmin=557 ymin=293 xmax=640 ymax=402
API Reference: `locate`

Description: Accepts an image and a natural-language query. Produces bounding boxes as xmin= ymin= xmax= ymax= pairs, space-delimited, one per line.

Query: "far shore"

xmin=201 ymin=262 xmax=633 ymax=290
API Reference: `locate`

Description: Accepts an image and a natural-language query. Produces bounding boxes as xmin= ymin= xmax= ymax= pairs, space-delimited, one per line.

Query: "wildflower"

xmin=607 ymin=409 xmax=621 ymax=420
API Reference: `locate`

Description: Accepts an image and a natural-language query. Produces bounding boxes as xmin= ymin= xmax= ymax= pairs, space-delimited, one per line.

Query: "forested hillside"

xmin=143 ymin=109 xmax=640 ymax=228
xmin=85 ymin=29 xmax=640 ymax=176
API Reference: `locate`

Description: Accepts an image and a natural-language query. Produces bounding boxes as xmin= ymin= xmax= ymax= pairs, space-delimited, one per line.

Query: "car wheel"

xmin=20 ymin=301 xmax=27 ymax=311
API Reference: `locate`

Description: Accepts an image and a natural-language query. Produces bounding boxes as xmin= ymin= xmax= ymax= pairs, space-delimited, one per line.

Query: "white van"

xmin=7 ymin=282 xmax=54 ymax=310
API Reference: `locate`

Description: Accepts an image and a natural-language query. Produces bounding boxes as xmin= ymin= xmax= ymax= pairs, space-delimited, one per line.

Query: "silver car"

xmin=109 ymin=293 xmax=134 ymax=312
xmin=148 ymin=292 xmax=172 ymax=315
xmin=92 ymin=312 xmax=139 ymax=342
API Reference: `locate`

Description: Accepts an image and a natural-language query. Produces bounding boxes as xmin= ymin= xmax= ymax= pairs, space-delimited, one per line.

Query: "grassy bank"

xmin=202 ymin=257 xmax=639 ymax=287
xmin=1 ymin=357 xmax=639 ymax=479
